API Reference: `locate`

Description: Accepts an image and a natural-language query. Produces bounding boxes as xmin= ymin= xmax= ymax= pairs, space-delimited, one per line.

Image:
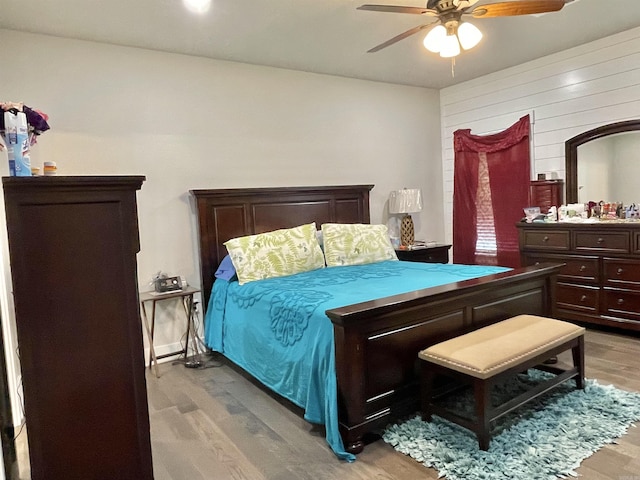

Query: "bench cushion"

xmin=418 ymin=315 xmax=585 ymax=379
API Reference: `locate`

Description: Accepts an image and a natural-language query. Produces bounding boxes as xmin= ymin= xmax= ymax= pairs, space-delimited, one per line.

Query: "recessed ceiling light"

xmin=183 ymin=0 xmax=211 ymax=14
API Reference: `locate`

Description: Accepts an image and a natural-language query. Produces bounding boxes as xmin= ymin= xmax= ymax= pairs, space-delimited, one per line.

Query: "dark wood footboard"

xmin=326 ymin=263 xmax=560 ymax=454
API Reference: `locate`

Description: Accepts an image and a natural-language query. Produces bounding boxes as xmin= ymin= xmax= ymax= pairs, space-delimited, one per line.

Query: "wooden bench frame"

xmin=420 ymin=334 xmax=585 ymax=450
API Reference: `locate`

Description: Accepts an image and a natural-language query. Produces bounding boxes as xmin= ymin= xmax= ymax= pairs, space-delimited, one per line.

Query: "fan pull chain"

xmin=451 ymin=57 xmax=456 ymax=78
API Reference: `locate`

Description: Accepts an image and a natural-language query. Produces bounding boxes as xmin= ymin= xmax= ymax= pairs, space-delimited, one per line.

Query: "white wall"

xmin=439 ymin=26 xmax=640 ymax=243
xmin=0 ymin=29 xmax=442 ymax=426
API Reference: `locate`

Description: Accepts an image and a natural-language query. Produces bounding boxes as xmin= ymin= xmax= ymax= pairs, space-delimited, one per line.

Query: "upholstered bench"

xmin=418 ymin=314 xmax=585 ymax=450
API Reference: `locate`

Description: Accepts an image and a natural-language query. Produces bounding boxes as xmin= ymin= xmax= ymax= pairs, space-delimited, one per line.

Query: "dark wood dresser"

xmin=529 ymin=179 xmax=563 ymax=214
xmin=517 ymin=221 xmax=640 ymax=332
xmin=2 ymin=176 xmax=153 ymax=480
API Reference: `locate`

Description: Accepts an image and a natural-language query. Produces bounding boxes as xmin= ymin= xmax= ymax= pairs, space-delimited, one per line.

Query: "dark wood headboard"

xmin=190 ymin=185 xmax=374 ymax=308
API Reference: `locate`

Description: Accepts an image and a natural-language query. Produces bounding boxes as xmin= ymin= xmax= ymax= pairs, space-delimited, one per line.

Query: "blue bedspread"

xmin=204 ymin=260 xmax=510 ymax=461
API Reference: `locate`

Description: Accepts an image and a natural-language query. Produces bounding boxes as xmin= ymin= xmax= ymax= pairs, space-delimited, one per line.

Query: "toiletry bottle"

xmin=558 ymin=205 xmax=567 ymax=222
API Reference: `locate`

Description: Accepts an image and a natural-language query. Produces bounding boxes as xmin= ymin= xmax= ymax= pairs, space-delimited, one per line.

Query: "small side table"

xmin=395 ymin=244 xmax=452 ymax=264
xmin=139 ymin=286 xmax=200 ymax=377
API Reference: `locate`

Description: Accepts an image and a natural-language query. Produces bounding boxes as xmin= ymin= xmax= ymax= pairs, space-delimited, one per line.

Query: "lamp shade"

xmin=458 ymin=22 xmax=482 ymax=50
xmin=439 ymin=33 xmax=461 ymax=58
xmin=389 ymin=188 xmax=423 ymax=214
xmin=423 ymin=25 xmax=446 ymax=53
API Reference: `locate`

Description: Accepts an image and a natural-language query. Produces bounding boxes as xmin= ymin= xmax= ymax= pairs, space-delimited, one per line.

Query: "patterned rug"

xmin=383 ymin=370 xmax=640 ymax=480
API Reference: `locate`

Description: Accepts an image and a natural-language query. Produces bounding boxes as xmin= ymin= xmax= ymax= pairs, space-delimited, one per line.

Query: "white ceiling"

xmin=1 ymin=0 xmax=640 ymax=89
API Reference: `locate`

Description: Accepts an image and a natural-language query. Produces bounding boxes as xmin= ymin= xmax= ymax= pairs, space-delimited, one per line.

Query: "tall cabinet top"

xmin=2 ymin=175 xmax=145 ymax=192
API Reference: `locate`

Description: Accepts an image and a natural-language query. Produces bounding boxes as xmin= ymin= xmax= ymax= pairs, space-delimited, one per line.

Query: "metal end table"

xmin=139 ymin=286 xmax=200 ymax=377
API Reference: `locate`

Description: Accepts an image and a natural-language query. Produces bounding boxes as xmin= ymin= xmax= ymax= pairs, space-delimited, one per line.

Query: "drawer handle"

xmin=597 ymin=237 xmax=604 ymax=244
xmin=580 ymin=295 xmax=587 ymax=302
xmin=617 ymin=268 xmax=624 ymax=275
xmin=618 ymin=298 xmax=625 ymax=305
xmin=579 ymin=265 xmax=586 ymax=272
xmin=542 ymin=236 xmax=549 ymax=242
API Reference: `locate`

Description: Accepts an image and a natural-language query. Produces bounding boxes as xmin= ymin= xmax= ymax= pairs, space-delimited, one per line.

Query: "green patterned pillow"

xmin=224 ymin=223 xmax=325 ymax=285
xmin=322 ymin=223 xmax=398 ymax=267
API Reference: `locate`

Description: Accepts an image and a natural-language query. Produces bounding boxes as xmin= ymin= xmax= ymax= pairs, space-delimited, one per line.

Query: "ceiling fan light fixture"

xmin=423 ymin=24 xmax=447 ymax=53
xmin=439 ymin=33 xmax=460 ymax=58
xmin=457 ymin=21 xmax=482 ymax=50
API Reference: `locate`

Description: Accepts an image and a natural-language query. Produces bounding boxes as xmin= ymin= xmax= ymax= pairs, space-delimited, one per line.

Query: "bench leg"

xmin=421 ymin=366 xmax=435 ymax=422
xmin=474 ymin=378 xmax=491 ymax=450
xmin=572 ymin=335 xmax=585 ymax=389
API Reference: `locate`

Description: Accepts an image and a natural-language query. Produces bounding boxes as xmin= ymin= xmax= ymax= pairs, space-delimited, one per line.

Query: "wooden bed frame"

xmin=190 ymin=184 xmax=561 ymax=454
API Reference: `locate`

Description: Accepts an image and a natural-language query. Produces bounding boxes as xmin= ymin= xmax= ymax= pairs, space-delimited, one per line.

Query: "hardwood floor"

xmin=12 ymin=327 xmax=640 ymax=479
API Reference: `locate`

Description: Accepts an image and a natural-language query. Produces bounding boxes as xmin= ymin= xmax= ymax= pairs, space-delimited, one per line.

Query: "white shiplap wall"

xmin=439 ymin=26 xmax=640 ymax=243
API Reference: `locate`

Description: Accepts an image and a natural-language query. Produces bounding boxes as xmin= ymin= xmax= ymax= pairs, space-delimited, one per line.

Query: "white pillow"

xmin=224 ymin=223 xmax=325 ymax=285
xmin=321 ymin=223 xmax=398 ymax=267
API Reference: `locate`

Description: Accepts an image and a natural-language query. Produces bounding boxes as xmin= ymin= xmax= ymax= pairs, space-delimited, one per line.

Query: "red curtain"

xmin=453 ymin=115 xmax=531 ymax=268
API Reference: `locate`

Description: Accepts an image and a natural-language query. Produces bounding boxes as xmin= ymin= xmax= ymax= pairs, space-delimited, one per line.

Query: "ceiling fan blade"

xmin=470 ymin=0 xmax=567 ymax=18
xmin=366 ymin=21 xmax=439 ymax=53
xmin=357 ymin=4 xmax=438 ymax=15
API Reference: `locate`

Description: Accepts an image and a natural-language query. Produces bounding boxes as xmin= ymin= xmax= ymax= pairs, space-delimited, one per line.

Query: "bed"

xmin=190 ymin=184 xmax=561 ymax=458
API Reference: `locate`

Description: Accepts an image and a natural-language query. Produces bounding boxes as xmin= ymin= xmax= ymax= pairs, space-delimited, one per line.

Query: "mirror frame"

xmin=565 ymin=119 xmax=640 ymax=203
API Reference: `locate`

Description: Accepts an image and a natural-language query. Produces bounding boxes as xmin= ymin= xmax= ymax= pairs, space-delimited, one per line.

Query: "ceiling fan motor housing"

xmin=441 ymin=11 xmax=463 ymax=30
xmin=429 ymin=0 xmax=458 ymax=12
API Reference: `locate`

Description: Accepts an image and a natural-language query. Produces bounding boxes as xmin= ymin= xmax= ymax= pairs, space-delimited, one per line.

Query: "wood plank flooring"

xmin=12 ymin=327 xmax=640 ymax=479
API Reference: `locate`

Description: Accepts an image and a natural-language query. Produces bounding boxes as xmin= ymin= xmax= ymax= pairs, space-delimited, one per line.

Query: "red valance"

xmin=454 ymin=115 xmax=530 ymax=154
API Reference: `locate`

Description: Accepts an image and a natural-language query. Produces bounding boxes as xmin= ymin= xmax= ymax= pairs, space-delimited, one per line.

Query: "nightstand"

xmin=395 ymin=244 xmax=452 ymax=264
xmin=139 ymin=286 xmax=200 ymax=377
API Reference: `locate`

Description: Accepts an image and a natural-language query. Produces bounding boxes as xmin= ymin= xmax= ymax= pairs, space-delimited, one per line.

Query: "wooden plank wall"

xmin=439 ymin=26 xmax=640 ymax=243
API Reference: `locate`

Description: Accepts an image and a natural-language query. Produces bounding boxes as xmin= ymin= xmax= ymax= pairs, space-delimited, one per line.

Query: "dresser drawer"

xmin=521 ymin=229 xmax=570 ymax=251
xmin=523 ymin=254 xmax=598 ymax=283
xmin=634 ymin=232 xmax=640 ymax=255
xmin=575 ymin=231 xmax=630 ymax=254
xmin=602 ymin=288 xmax=640 ymax=320
xmin=557 ymin=283 xmax=599 ymax=313
xmin=603 ymin=258 xmax=640 ymax=290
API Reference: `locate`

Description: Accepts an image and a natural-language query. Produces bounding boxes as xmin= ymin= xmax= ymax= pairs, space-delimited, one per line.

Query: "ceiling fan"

xmin=358 ymin=0 xmax=573 ymax=57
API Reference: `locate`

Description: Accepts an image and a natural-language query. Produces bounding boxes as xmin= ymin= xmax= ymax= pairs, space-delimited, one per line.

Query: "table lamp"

xmin=389 ymin=188 xmax=422 ymax=246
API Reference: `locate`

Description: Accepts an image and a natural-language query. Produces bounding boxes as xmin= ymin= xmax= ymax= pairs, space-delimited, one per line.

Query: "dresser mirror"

xmin=565 ymin=119 xmax=640 ymax=205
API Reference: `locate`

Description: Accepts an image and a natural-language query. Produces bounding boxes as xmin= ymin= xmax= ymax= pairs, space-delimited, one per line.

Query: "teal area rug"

xmin=383 ymin=370 xmax=640 ymax=480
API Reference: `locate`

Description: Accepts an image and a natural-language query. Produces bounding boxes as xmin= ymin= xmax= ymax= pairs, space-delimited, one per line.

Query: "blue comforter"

xmin=204 ymin=260 xmax=510 ymax=461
